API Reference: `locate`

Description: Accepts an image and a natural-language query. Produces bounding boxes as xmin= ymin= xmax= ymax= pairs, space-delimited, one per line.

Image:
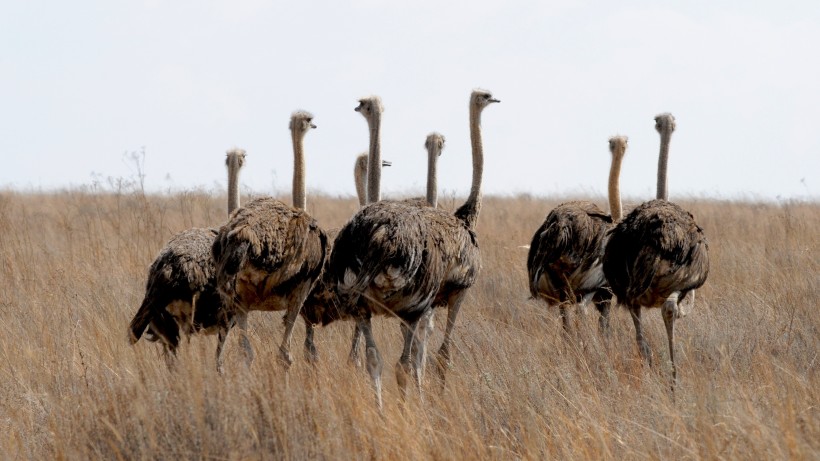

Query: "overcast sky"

xmin=2 ymin=1 xmax=818 ymax=202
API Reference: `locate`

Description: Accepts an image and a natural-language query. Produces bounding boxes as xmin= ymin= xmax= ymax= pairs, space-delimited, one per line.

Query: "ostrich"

xmin=128 ymin=149 xmax=246 ymax=361
xmin=602 ymin=113 xmax=709 ymax=388
xmin=420 ymin=132 xmax=444 ymax=207
xmin=401 ymin=132 xmax=445 ymax=208
xmin=211 ymin=111 xmax=328 ymax=371
xmin=344 ymin=132 xmax=446 ymax=366
xmin=526 ymin=136 xmax=627 ymax=332
xmin=321 ymin=91 xmax=498 ymax=408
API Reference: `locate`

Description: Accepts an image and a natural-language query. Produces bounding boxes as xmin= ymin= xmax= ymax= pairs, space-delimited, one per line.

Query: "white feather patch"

xmin=341 ymin=268 xmax=358 ymax=291
xmin=577 ymin=264 xmax=605 ymax=291
xmin=678 ymin=290 xmax=695 ymax=318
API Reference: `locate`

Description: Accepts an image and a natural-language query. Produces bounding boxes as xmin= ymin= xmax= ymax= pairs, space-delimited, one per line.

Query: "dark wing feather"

xmin=328 ymin=200 xmax=478 ymax=322
xmin=329 ymin=202 xmax=429 ymax=313
xmin=129 ymin=227 xmax=218 ymax=343
xmin=604 ymin=199 xmax=709 ymax=307
xmin=527 ymin=201 xmax=612 ymax=302
xmin=213 ymin=196 xmax=328 ymax=311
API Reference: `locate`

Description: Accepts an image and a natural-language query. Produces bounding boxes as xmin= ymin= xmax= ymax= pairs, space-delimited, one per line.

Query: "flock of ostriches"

xmin=128 ymin=90 xmax=710 ymax=408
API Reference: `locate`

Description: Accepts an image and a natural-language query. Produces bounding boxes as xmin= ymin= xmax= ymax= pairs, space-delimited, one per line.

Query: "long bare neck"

xmin=656 ymin=128 xmax=672 ymax=201
xmin=227 ymin=159 xmax=242 ymax=215
xmin=455 ymin=105 xmax=484 ymax=227
xmin=366 ymin=112 xmax=382 ymax=204
xmin=355 ymin=156 xmax=367 ymax=207
xmin=426 ymin=146 xmax=439 ymax=208
xmin=292 ymin=129 xmax=306 ymax=210
xmin=608 ymin=151 xmax=624 ymax=222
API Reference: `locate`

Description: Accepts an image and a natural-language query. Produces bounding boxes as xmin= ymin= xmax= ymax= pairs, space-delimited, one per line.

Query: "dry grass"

xmin=0 ymin=186 xmax=817 ymax=460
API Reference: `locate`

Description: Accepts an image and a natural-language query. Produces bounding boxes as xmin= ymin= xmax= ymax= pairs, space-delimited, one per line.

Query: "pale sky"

xmin=2 ymin=1 xmax=818 ymax=202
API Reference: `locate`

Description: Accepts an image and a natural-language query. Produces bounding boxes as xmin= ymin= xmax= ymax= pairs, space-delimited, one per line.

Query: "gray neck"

xmin=426 ymin=145 xmax=439 ymax=208
xmin=354 ymin=156 xmax=367 ymax=207
xmin=366 ymin=112 xmax=382 ymax=204
xmin=291 ymin=129 xmax=306 ymax=210
xmin=227 ymin=159 xmax=242 ymax=215
xmin=608 ymin=151 xmax=624 ymax=222
xmin=656 ymin=129 xmax=672 ymax=201
xmin=465 ymin=104 xmax=484 ymax=218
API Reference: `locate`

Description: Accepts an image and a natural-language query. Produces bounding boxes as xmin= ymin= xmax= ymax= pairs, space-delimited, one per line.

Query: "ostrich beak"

xmin=489 ymin=98 xmax=500 ymax=103
xmin=310 ymin=123 xmax=317 ymax=129
xmin=381 ymin=160 xmax=392 ymax=167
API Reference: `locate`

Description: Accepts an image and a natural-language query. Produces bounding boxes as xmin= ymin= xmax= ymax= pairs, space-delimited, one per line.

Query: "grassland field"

xmin=0 ymin=187 xmax=817 ymax=459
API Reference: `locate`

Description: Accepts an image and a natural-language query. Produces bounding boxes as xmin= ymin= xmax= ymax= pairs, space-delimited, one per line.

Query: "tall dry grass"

xmin=0 ymin=186 xmax=817 ymax=459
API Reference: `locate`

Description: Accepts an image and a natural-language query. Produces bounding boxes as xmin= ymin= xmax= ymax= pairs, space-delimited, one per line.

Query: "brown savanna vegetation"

xmin=0 ymin=184 xmax=817 ymax=459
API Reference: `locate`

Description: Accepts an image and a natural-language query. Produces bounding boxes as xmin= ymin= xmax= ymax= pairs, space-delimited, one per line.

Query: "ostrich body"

xmin=317 ymin=91 xmax=498 ymax=408
xmin=343 ymin=132 xmax=446 ymax=366
xmin=211 ymin=112 xmax=328 ymax=370
xmin=602 ymin=113 xmax=709 ymax=387
xmin=526 ymin=136 xmax=627 ymax=332
xmin=128 ymin=149 xmax=246 ymax=359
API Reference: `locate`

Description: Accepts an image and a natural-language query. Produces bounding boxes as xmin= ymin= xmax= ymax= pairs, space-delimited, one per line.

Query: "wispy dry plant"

xmin=0 ymin=186 xmax=816 ymax=459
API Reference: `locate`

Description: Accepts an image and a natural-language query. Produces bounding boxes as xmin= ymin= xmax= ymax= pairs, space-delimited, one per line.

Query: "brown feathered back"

xmin=128 ymin=227 xmax=221 ymax=345
xmin=325 ymin=200 xmax=479 ymax=323
xmin=527 ymin=201 xmax=612 ymax=304
xmin=212 ymin=196 xmax=328 ymax=313
xmin=154 ymin=228 xmax=218 ymax=289
xmin=603 ymin=199 xmax=709 ymax=308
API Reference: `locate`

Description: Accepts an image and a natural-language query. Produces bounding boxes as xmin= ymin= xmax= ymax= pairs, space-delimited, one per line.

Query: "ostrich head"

xmin=424 ymin=132 xmax=445 ymax=155
xmin=356 ymin=153 xmax=392 ymax=171
xmin=225 ymin=148 xmax=246 ymax=169
xmin=654 ymin=113 xmax=676 ymax=134
xmin=289 ymin=111 xmax=317 ymax=135
xmin=608 ymin=136 xmax=628 ymax=158
xmin=470 ymin=89 xmax=500 ymax=111
xmin=355 ymin=153 xmax=367 ymax=172
xmin=354 ymin=96 xmax=384 ymax=121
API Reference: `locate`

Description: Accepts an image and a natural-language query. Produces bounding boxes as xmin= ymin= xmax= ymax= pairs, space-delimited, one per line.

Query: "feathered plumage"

xmin=603 ymin=199 xmax=709 ymax=309
xmin=526 ymin=135 xmax=627 ymax=332
xmin=527 ymin=201 xmax=612 ymax=306
xmin=212 ymin=197 xmax=328 ymax=311
xmin=211 ymin=111 xmax=327 ymax=370
xmin=602 ymin=113 xmax=709 ymax=389
xmin=128 ymin=149 xmax=245 ymax=361
xmin=316 ymin=91 xmax=497 ymax=408
xmin=328 ymin=197 xmax=480 ymax=407
xmin=329 ymin=201 xmax=479 ymax=321
xmin=212 ymin=197 xmax=328 ymax=369
xmin=129 ymin=228 xmax=222 ymax=349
